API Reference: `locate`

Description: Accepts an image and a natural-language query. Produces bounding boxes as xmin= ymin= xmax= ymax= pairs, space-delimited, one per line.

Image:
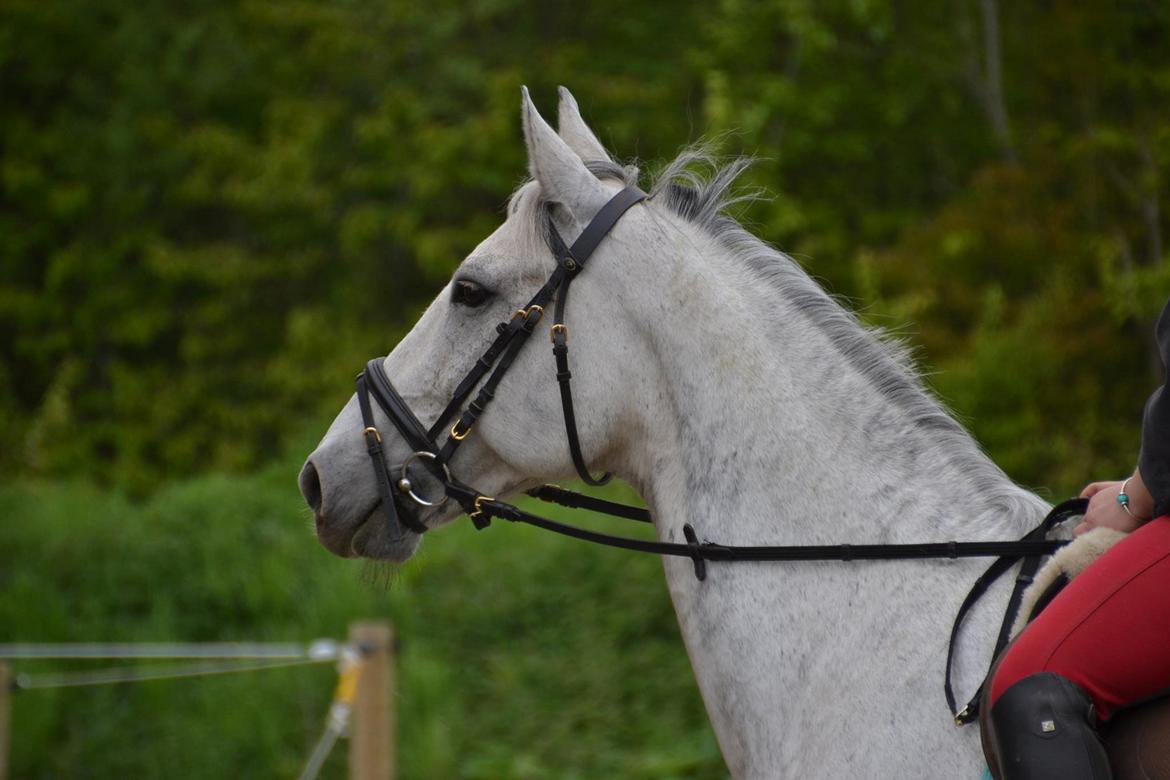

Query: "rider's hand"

xmin=1073 ymin=472 xmax=1153 ymax=537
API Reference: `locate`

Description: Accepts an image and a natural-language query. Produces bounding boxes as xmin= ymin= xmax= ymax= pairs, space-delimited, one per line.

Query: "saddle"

xmin=979 ymin=528 xmax=1170 ymax=779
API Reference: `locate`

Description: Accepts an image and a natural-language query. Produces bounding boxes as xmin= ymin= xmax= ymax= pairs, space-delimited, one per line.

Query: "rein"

xmin=353 ymin=185 xmax=1077 ymax=727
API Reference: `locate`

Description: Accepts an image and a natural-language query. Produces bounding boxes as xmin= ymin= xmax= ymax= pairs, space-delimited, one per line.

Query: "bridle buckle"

xmin=511 ymin=304 xmax=544 ymax=324
xmin=468 ymin=495 xmax=495 ymax=529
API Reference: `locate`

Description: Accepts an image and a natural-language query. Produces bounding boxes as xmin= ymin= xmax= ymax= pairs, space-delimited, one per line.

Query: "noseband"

xmin=355 ymin=185 xmax=647 ymax=537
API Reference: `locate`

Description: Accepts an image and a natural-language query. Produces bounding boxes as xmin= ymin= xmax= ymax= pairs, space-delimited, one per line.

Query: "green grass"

xmin=0 ymin=453 xmax=725 ymax=779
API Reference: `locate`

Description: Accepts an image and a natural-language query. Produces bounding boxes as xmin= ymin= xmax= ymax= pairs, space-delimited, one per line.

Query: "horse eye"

xmin=451 ymin=279 xmax=492 ymax=308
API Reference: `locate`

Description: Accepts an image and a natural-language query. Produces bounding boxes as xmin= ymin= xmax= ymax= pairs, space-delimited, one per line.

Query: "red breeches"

xmin=989 ymin=516 xmax=1170 ymax=721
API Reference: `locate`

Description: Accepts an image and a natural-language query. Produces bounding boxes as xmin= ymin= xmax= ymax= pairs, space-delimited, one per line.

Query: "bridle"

xmin=351 ymin=184 xmax=1078 ymax=726
xmin=355 ymin=185 xmax=647 ymax=536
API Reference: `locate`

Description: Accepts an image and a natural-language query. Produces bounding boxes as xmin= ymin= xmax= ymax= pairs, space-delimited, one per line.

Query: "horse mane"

xmin=525 ymin=149 xmax=1047 ymax=529
xmin=649 ymin=151 xmax=962 ymax=434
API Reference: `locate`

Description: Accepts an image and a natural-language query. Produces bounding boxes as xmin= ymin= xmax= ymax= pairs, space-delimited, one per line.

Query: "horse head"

xmin=299 ymin=88 xmax=665 ymax=561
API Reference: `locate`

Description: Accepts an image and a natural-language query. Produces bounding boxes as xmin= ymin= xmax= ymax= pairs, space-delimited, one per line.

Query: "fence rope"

xmin=2 ymin=636 xmax=382 ymax=778
xmin=11 ymin=657 xmax=332 ymax=691
xmin=0 ymin=640 xmax=341 ymax=660
xmin=2 ymin=630 xmax=393 ymax=779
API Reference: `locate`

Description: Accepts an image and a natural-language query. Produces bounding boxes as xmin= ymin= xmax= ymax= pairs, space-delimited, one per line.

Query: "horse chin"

xmin=314 ymin=498 xmax=425 ymax=561
xmin=349 ymin=513 xmax=422 ymax=562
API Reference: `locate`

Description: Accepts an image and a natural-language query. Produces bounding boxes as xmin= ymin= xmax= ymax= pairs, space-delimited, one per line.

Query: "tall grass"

xmin=0 ymin=451 xmax=724 ymax=778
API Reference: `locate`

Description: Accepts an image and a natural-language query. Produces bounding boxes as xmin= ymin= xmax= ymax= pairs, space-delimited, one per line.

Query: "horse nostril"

xmin=299 ymin=460 xmax=323 ymax=513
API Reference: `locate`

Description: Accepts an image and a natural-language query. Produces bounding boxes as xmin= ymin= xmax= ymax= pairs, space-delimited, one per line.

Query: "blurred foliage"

xmin=2 ymin=0 xmax=1168 ymax=493
xmin=0 ymin=456 xmax=721 ymax=778
xmin=3 ymin=1 xmax=1170 ymax=777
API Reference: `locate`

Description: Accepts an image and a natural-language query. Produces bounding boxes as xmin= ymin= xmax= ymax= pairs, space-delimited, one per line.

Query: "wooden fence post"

xmin=348 ymin=622 xmax=394 ymax=780
xmin=0 ymin=662 xmax=11 ymax=780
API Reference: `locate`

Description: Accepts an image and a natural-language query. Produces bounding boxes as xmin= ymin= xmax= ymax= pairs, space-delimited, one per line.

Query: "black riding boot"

xmin=989 ymin=672 xmax=1112 ymax=779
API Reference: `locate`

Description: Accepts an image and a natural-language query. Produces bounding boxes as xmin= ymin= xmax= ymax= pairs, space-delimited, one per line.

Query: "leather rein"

xmin=353 ymin=184 xmax=1077 ymax=726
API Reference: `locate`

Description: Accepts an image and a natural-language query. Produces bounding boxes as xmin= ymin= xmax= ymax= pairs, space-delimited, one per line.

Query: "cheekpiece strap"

xmin=566 ymin=186 xmax=646 ymax=269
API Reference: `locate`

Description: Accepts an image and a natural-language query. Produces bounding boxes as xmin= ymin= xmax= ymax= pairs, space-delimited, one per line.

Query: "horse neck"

xmin=613 ymin=234 xmax=1047 ymax=547
xmin=602 ymin=223 xmax=1050 ymax=775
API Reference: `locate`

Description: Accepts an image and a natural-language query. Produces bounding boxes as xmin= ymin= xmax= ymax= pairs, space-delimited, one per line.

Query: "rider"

xmin=985 ymin=295 xmax=1170 ymax=779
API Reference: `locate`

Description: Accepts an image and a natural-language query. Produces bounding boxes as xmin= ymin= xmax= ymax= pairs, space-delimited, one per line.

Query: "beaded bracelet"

xmin=1117 ymin=477 xmax=1140 ymax=519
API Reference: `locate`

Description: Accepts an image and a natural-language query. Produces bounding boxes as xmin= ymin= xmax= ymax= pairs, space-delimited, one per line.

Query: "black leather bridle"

xmin=351 ymin=183 xmax=1079 ymax=726
xmin=355 ymin=185 xmax=647 ymax=537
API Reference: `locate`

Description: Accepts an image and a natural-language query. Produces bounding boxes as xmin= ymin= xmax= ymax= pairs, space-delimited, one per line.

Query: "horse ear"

xmin=522 ymin=86 xmax=607 ymax=217
xmin=556 ymin=86 xmax=612 ymax=163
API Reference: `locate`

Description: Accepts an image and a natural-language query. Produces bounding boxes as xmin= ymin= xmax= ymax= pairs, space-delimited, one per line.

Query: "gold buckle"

xmin=512 ymin=305 xmax=545 ymax=324
xmin=362 ymin=426 xmax=382 ymax=443
xmin=469 ymin=495 xmax=495 ymax=522
xmin=450 ymin=420 xmax=471 ymax=441
xmin=549 ymin=323 xmax=568 ymax=343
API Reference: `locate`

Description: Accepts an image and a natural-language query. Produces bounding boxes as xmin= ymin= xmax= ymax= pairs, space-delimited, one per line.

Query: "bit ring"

xmin=397 ymin=451 xmax=452 ymax=507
